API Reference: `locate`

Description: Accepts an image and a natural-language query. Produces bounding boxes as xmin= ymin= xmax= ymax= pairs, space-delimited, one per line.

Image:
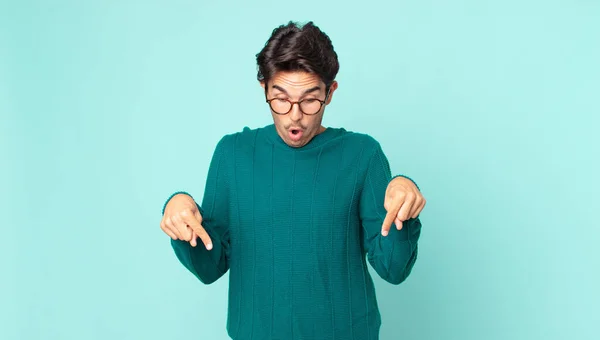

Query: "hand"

xmin=381 ymin=177 xmax=426 ymax=236
xmin=160 ymin=194 xmax=213 ymax=250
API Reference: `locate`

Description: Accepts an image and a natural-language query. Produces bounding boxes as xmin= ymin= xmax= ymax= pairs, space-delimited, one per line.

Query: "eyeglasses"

xmin=265 ymin=88 xmax=331 ymax=115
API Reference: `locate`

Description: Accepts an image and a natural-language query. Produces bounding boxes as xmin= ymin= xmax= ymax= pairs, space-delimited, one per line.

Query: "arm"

xmin=359 ymin=144 xmax=422 ymax=285
xmin=167 ymin=137 xmax=232 ymax=284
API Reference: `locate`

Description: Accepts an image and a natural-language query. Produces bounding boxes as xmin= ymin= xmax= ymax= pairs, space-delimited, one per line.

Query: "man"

xmin=160 ymin=21 xmax=426 ymax=340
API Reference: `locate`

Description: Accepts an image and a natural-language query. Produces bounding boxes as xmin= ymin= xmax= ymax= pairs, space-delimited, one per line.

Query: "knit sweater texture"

xmin=169 ymin=124 xmax=422 ymax=340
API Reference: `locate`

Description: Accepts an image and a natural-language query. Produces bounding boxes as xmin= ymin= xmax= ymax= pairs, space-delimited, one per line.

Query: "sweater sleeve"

xmin=169 ymin=136 xmax=232 ymax=285
xmin=359 ymin=143 xmax=422 ymax=285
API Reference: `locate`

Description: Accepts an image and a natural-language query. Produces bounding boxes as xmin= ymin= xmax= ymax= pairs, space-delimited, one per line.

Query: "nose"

xmin=289 ymin=103 xmax=303 ymax=122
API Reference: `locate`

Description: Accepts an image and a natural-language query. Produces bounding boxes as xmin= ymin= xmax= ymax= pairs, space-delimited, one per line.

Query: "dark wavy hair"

xmin=256 ymin=21 xmax=339 ymax=92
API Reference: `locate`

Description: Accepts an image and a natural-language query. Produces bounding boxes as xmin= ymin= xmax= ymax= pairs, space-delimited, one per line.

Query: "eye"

xmin=302 ymin=99 xmax=318 ymax=104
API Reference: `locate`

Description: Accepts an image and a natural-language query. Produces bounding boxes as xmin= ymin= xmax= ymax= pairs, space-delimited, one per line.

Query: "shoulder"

xmin=337 ymin=128 xmax=383 ymax=155
xmin=214 ymin=125 xmax=268 ymax=152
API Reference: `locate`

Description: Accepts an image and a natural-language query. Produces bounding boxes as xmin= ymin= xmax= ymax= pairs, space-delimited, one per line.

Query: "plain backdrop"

xmin=1 ymin=1 xmax=599 ymax=339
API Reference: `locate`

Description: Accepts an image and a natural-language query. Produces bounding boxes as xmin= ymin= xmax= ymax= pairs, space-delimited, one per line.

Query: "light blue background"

xmin=2 ymin=1 xmax=598 ymax=339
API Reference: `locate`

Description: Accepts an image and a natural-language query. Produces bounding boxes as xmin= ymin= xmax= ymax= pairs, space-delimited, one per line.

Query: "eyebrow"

xmin=271 ymin=85 xmax=322 ymax=96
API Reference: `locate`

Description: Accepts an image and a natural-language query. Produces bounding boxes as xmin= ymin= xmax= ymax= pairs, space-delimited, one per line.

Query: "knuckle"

xmin=384 ymin=192 xmax=392 ymax=202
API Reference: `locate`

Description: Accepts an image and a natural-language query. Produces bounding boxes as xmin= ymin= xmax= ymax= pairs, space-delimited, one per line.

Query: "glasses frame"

xmin=265 ymin=87 xmax=331 ymax=115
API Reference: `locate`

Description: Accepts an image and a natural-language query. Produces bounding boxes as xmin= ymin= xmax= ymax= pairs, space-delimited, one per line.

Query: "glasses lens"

xmin=300 ymin=99 xmax=322 ymax=115
xmin=270 ymin=99 xmax=292 ymax=114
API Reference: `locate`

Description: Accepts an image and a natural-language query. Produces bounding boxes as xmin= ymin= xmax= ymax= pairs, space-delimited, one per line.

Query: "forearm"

xmin=366 ymin=217 xmax=421 ymax=285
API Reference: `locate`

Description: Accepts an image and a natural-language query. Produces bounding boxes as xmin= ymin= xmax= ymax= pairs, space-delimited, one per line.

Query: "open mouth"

xmin=288 ymin=128 xmax=304 ymax=141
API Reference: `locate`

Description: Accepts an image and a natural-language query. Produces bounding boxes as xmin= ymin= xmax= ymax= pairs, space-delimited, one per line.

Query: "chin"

xmin=286 ymin=139 xmax=306 ymax=148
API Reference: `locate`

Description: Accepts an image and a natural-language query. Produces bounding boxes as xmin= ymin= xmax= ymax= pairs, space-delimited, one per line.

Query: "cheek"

xmin=307 ymin=115 xmax=322 ymax=129
xmin=271 ymin=113 xmax=284 ymax=125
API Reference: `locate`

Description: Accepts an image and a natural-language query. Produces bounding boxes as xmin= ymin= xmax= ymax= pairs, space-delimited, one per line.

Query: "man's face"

xmin=262 ymin=71 xmax=337 ymax=148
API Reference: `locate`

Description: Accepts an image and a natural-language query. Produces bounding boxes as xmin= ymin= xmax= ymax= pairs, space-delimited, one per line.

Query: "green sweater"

xmin=169 ymin=124 xmax=422 ymax=340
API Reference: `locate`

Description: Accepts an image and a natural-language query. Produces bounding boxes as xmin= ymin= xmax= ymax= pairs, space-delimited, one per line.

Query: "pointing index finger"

xmin=381 ymin=206 xmax=399 ymax=236
xmin=181 ymin=214 xmax=213 ymax=250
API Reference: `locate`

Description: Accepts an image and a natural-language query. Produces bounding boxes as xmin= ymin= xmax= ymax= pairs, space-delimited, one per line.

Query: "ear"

xmin=260 ymin=81 xmax=265 ymax=90
xmin=325 ymin=81 xmax=338 ymax=105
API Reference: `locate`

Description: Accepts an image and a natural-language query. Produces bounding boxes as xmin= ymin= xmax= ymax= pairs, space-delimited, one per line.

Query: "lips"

xmin=288 ymin=128 xmax=304 ymax=142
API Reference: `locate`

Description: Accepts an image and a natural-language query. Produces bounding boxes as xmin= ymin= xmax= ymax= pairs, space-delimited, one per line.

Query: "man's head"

xmin=256 ymin=21 xmax=339 ymax=147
